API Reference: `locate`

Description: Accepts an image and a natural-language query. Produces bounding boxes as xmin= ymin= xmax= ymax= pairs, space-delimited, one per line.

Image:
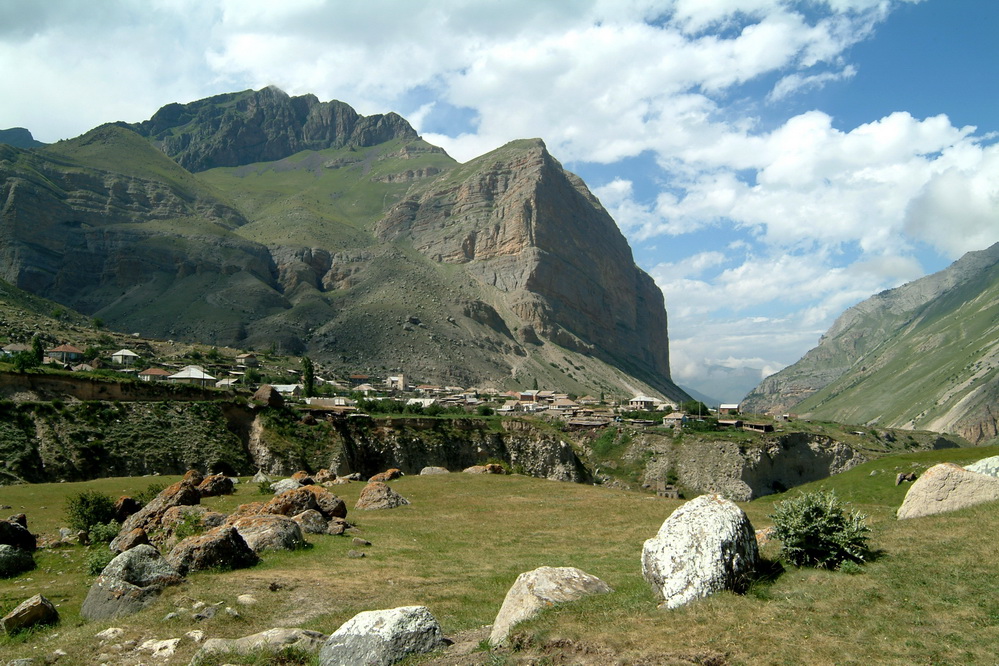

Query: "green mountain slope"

xmin=743 ymin=243 xmax=999 ymax=444
xmin=0 ymin=89 xmax=684 ymax=400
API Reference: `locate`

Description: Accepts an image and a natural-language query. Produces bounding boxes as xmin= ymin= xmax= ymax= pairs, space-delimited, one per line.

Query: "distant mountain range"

xmin=743 ymin=242 xmax=999 ymax=444
xmin=0 ymin=87 xmax=685 ymax=401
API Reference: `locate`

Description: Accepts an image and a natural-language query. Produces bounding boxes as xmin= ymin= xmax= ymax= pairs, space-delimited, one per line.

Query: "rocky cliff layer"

xmin=377 ymin=139 xmax=675 ymax=396
xmin=129 ymin=87 xmax=418 ymax=172
xmin=743 ymin=243 xmax=999 ymax=443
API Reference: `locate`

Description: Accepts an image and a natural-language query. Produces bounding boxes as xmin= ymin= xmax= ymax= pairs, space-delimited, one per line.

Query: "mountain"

xmin=0 ymin=128 xmax=45 ymax=149
xmin=0 ymin=88 xmax=684 ymax=400
xmin=742 ymin=243 xmax=999 ymax=444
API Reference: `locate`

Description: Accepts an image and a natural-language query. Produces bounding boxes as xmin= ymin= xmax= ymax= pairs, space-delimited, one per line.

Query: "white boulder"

xmin=489 ymin=566 xmax=612 ymax=646
xmin=642 ymin=494 xmax=758 ymax=609
xmin=318 ymin=606 xmax=446 ymax=666
xmin=897 ymin=462 xmax=999 ymax=519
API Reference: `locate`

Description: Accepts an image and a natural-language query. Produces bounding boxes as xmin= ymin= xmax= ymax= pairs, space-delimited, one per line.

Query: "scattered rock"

xmin=352 ymin=537 xmax=371 ymax=547
xmin=318 ymin=606 xmax=446 ymax=666
xmin=270 ymin=478 xmax=304 ymax=495
xmin=251 ymin=470 xmax=271 ymax=484
xmin=355 ymin=482 xmax=411 ymax=510
xmin=293 ymin=509 xmax=329 ymax=534
xmin=196 ymin=627 xmax=328 ymax=663
xmin=463 ymin=464 xmax=506 ymax=474
xmin=1 ymin=594 xmax=59 ymax=634
xmin=327 ymin=518 xmax=349 ymax=536
xmin=0 ymin=519 xmax=36 ymax=552
xmin=291 ymin=471 xmax=315 ymax=485
xmin=166 ymin=526 xmax=259 ymax=576
xmin=117 ymin=480 xmax=201 ymax=540
xmin=229 ymin=514 xmax=306 ymax=553
xmin=197 ymin=474 xmax=235 ymax=497
xmin=369 ymin=468 xmax=402 ymax=482
xmin=81 ymin=544 xmax=184 ymax=621
xmin=419 ymin=466 xmax=450 ymax=475
xmin=347 ymin=550 xmax=366 ymax=559
xmin=114 ymin=496 xmax=142 ymax=523
xmin=261 ymin=485 xmax=347 ymax=520
xmin=897 ymin=462 xmax=999 ymax=519
xmin=138 ymin=637 xmax=180 ymax=658
xmin=0 ymin=544 xmax=35 ymax=578
xmin=314 ymin=469 xmax=337 ymax=484
xmin=489 ymin=566 xmax=613 ymax=646
xmin=895 ymin=472 xmax=917 ymax=485
xmin=642 ymin=494 xmax=759 ymax=609
xmin=965 ymin=455 xmax=999 ymax=478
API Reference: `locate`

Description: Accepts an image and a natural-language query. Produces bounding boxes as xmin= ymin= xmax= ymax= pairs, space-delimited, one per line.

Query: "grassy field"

xmin=1 ymin=445 xmax=998 ymax=664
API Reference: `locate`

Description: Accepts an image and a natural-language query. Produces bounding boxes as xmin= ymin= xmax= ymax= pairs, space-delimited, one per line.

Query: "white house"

xmin=628 ymin=395 xmax=659 ymax=411
xmin=111 ymin=349 xmax=140 ymax=366
xmin=167 ymin=365 xmax=216 ymax=387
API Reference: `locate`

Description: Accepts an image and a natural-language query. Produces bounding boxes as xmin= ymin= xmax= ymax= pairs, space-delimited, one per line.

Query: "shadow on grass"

xmin=746 ymin=557 xmax=785 ymax=600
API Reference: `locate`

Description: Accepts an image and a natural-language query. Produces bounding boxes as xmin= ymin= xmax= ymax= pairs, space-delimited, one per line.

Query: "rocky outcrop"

xmin=896 ymin=463 xmax=999 ymax=519
xmin=376 ymin=139 xmax=679 ymax=398
xmin=489 ymin=566 xmax=613 ymax=646
xmin=130 ymin=87 xmax=418 ymax=172
xmin=642 ymin=495 xmax=758 ymax=609
xmin=318 ymin=606 xmax=447 ymax=666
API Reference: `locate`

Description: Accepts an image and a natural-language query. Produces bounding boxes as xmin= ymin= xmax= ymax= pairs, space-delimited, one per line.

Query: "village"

xmin=0 ymin=339 xmax=765 ymax=431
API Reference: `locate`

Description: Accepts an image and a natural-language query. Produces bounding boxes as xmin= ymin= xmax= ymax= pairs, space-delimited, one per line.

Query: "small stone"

xmin=236 ymin=594 xmax=258 ymax=606
xmin=186 ymin=629 xmax=205 ymax=642
xmin=95 ymin=627 xmax=124 ymax=640
xmin=346 ymin=550 xmax=366 ymax=559
xmin=225 ymin=606 xmax=240 ymax=618
xmin=351 ymin=537 xmax=371 ymax=547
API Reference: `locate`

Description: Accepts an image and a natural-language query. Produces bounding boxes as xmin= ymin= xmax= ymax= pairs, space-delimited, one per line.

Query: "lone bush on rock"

xmin=769 ymin=490 xmax=870 ymax=569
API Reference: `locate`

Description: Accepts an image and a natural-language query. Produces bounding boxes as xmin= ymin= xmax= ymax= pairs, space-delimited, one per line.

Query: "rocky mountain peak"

xmin=130 ymin=88 xmax=418 ymax=172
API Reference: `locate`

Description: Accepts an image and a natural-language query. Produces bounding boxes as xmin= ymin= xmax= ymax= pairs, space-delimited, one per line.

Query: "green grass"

xmin=1 ymin=446 xmax=998 ymax=664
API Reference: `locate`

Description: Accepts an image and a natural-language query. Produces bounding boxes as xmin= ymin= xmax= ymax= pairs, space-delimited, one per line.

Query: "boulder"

xmin=109 ymin=528 xmax=149 ymax=553
xmin=489 ymin=566 xmax=613 ymax=646
xmin=81 ymin=545 xmax=183 ymax=621
xmin=355 ymin=482 xmax=411 ymax=510
xmin=114 ymin=496 xmax=142 ymax=523
xmin=197 ymin=474 xmax=235 ymax=497
xmin=229 ymin=514 xmax=306 ymax=553
xmin=253 ymin=384 xmax=285 ymax=408
xmin=118 ymin=480 xmax=201 ymax=538
xmin=463 ymin=464 xmax=506 ymax=474
xmin=293 ymin=509 xmax=329 ymax=535
xmin=327 ymin=518 xmax=349 ymax=536
xmin=965 ymin=455 xmax=999 ymax=478
xmin=271 ymin=478 xmax=303 ymax=495
xmin=642 ymin=494 xmax=759 ymax=609
xmin=166 ymin=526 xmax=259 ymax=576
xmin=314 ymin=469 xmax=337 ymax=484
xmin=183 ymin=469 xmax=205 ymax=486
xmin=1 ymin=594 xmax=58 ymax=634
xmin=262 ymin=485 xmax=346 ymax=520
xmin=251 ymin=470 xmax=271 ymax=484
xmin=196 ymin=627 xmax=328 ymax=663
xmin=0 ymin=544 xmax=35 ymax=578
xmin=0 ymin=519 xmax=36 ymax=552
xmin=318 ymin=606 xmax=446 ymax=666
xmin=7 ymin=513 xmax=26 ymax=527
xmin=897 ymin=463 xmax=999 ymax=519
xmin=369 ymin=468 xmax=402 ymax=482
xmin=419 ymin=466 xmax=450 ymax=475
xmin=291 ymin=471 xmax=315 ymax=485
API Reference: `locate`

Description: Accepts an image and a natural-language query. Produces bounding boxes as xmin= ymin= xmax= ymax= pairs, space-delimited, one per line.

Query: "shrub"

xmin=134 ymin=482 xmax=166 ymax=507
xmin=769 ymin=490 xmax=870 ymax=569
xmin=88 ymin=520 xmax=121 ymax=545
xmin=65 ymin=490 xmax=118 ymax=532
xmin=85 ymin=547 xmax=117 ymax=576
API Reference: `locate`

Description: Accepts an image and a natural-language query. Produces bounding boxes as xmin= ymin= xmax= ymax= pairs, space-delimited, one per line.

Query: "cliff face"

xmin=377 ymin=139 xmax=673 ymax=392
xmin=743 ymin=243 xmax=999 ymax=444
xmin=129 ymin=87 xmax=418 ymax=172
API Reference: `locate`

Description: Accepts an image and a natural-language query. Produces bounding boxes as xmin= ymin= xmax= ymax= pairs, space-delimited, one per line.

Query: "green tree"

xmin=301 ymin=356 xmax=315 ymax=398
xmin=91 ymin=317 xmax=104 ymax=330
xmin=31 ymin=336 xmax=44 ymax=364
xmin=12 ymin=351 xmax=39 ymax=372
xmin=244 ymin=367 xmax=261 ymax=385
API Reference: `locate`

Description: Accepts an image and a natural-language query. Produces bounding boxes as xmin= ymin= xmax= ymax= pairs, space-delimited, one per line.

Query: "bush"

xmin=65 ymin=490 xmax=118 ymax=532
xmin=88 ymin=520 xmax=121 ymax=545
xmin=85 ymin=547 xmax=117 ymax=576
xmin=134 ymin=482 xmax=166 ymax=507
xmin=769 ymin=490 xmax=870 ymax=569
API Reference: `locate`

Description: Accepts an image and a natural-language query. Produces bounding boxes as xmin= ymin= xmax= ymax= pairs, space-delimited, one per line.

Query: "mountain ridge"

xmin=0 ymin=89 xmax=684 ymax=400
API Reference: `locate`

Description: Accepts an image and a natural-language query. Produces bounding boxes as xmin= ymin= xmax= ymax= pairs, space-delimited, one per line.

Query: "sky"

xmin=1 ymin=0 xmax=997 ymax=402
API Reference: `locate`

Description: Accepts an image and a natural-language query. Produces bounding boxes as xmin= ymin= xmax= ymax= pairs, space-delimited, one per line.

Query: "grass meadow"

xmin=1 ymin=444 xmax=997 ymax=664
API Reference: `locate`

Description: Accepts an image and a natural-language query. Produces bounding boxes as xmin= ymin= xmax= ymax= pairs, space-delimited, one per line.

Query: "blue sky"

xmin=1 ymin=0 xmax=997 ymax=402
